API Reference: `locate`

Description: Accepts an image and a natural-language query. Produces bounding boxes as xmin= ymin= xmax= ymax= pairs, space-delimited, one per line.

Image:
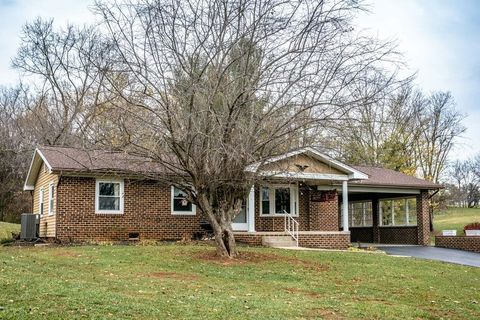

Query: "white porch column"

xmin=247 ymin=186 xmax=255 ymax=232
xmin=342 ymin=180 xmax=349 ymax=232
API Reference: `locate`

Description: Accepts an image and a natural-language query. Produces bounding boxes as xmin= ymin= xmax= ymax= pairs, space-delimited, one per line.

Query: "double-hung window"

xmin=95 ymin=179 xmax=124 ymax=214
xmin=260 ymin=185 xmax=298 ymax=216
xmin=48 ymin=183 xmax=54 ymax=215
xmin=39 ymin=188 xmax=44 ymax=216
xmin=171 ymin=186 xmax=196 ymax=215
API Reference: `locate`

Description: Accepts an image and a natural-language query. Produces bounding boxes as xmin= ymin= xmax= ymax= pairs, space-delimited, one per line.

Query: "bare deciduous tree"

xmin=332 ymin=87 xmax=465 ymax=185
xmin=447 ymin=157 xmax=480 ymax=208
xmin=414 ymin=92 xmax=466 ymax=183
xmin=12 ymin=18 xmax=114 ymax=146
xmin=0 ymin=86 xmax=33 ymax=221
xmin=89 ymin=0 xmax=401 ymax=257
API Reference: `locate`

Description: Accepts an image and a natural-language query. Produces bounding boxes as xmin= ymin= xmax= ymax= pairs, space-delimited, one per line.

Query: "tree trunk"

xmin=197 ymin=194 xmax=238 ymax=258
xmin=211 ymin=222 xmax=238 ymax=258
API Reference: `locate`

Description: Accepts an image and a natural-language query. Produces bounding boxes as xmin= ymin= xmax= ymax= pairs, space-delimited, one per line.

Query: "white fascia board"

xmin=23 ymin=148 xmax=53 ymax=191
xmin=259 ymin=171 xmax=349 ymax=181
xmin=36 ymin=149 xmax=52 ymax=170
xmin=318 ymin=185 xmax=421 ymax=194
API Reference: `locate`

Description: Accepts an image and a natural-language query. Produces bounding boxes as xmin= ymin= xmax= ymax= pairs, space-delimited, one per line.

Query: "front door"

xmin=232 ymin=200 xmax=248 ymax=231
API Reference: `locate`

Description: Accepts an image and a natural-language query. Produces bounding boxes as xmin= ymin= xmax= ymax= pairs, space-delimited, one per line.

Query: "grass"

xmin=0 ymin=243 xmax=479 ymax=319
xmin=433 ymin=207 xmax=480 ymax=235
xmin=0 ymin=222 xmax=20 ymax=241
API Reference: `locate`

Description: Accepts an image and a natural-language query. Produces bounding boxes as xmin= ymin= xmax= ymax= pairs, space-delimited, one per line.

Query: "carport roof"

xmin=351 ymin=165 xmax=442 ymax=190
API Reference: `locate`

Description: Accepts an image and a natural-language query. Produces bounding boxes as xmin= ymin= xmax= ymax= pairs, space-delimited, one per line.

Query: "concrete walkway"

xmin=380 ymin=246 xmax=480 ymax=268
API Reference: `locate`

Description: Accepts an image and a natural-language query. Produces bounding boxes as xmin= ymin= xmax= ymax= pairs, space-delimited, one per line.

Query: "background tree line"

xmin=444 ymin=157 xmax=480 ymax=208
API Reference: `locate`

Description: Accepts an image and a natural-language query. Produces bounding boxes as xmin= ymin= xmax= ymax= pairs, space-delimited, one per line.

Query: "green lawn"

xmin=433 ymin=207 xmax=480 ymax=235
xmin=0 ymin=244 xmax=479 ymax=319
xmin=0 ymin=222 xmax=20 ymax=241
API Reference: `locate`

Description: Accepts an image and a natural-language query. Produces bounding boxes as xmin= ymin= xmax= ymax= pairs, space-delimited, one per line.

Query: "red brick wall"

xmin=234 ymin=233 xmax=263 ymax=246
xmin=379 ymin=227 xmax=418 ymax=244
xmin=309 ymin=190 xmax=339 ymax=231
xmin=435 ymin=236 xmax=480 ymax=253
xmin=235 ymin=232 xmax=350 ymax=250
xmin=298 ymin=233 xmax=349 ymax=249
xmin=417 ymin=191 xmax=430 ymax=245
xmin=55 ymin=178 xmax=343 ymax=242
xmin=56 ymin=177 xmax=203 ymax=242
xmin=350 ymin=227 xmax=374 ymax=243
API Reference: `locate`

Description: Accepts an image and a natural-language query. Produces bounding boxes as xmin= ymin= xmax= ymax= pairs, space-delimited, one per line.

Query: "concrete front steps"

xmin=262 ymin=235 xmax=297 ymax=248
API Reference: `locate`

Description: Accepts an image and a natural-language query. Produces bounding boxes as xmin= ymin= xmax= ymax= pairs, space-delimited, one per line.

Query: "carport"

xmin=322 ymin=165 xmax=442 ymax=246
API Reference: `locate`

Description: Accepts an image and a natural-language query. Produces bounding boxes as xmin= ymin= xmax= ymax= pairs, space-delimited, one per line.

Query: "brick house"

xmin=24 ymin=146 xmax=441 ymax=249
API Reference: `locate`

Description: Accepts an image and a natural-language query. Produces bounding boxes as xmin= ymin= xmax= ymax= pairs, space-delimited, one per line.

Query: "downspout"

xmin=55 ymin=174 xmax=62 ymax=240
xmin=428 ymin=189 xmax=440 ymax=232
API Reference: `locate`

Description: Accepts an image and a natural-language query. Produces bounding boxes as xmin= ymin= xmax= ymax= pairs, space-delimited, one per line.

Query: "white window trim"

xmin=95 ymin=179 xmax=124 ymax=214
xmin=343 ymin=200 xmax=373 ymax=228
xmin=379 ymin=197 xmax=417 ymax=227
xmin=259 ymin=184 xmax=299 ymax=217
xmin=48 ymin=183 xmax=54 ymax=215
xmin=171 ymin=186 xmax=196 ymax=215
xmin=39 ymin=187 xmax=44 ymax=216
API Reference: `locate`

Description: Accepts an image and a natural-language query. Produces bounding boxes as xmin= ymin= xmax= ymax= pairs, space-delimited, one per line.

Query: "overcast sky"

xmin=0 ymin=0 xmax=479 ymax=160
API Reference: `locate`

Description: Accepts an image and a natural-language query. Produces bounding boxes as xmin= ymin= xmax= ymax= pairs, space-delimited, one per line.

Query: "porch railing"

xmin=284 ymin=210 xmax=299 ymax=247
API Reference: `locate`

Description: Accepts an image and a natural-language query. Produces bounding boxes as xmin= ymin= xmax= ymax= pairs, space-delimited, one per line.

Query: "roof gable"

xmin=261 ymin=153 xmax=345 ymax=175
xmin=247 ymin=147 xmax=369 ymax=180
xmin=24 ymin=149 xmax=52 ymax=191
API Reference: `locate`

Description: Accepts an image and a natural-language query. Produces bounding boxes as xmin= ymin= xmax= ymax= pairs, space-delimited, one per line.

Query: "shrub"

xmin=464 ymin=222 xmax=480 ymax=231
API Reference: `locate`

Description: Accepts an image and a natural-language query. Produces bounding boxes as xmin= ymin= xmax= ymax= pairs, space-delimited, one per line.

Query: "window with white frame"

xmin=95 ymin=180 xmax=124 ymax=214
xmin=171 ymin=186 xmax=196 ymax=215
xmin=39 ymin=188 xmax=44 ymax=215
xmin=260 ymin=185 xmax=298 ymax=216
xmin=380 ymin=198 xmax=417 ymax=226
xmin=48 ymin=183 xmax=54 ymax=215
xmin=340 ymin=201 xmax=373 ymax=227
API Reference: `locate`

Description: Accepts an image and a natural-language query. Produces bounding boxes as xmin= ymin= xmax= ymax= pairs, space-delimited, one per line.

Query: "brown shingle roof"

xmin=35 ymin=146 xmax=442 ymax=190
xmin=350 ymin=165 xmax=442 ymax=189
xmin=38 ymin=146 xmax=167 ymax=175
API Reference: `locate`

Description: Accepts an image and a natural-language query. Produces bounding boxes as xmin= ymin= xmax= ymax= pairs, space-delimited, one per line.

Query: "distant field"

xmin=0 ymin=221 xmax=20 ymax=240
xmin=433 ymin=207 xmax=480 ymax=235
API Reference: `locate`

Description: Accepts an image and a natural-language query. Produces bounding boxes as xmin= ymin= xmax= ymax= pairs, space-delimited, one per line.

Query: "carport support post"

xmin=372 ymin=197 xmax=380 ymax=243
xmin=417 ymin=191 xmax=430 ymax=246
xmin=342 ymin=181 xmax=349 ymax=232
xmin=247 ymin=186 xmax=255 ymax=232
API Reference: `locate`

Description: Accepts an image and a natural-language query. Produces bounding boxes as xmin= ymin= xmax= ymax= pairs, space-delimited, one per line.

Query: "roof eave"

xmin=348 ymin=183 xmax=443 ymax=190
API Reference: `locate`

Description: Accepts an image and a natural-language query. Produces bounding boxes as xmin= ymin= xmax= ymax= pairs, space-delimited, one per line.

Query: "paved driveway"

xmin=381 ymin=246 xmax=480 ymax=268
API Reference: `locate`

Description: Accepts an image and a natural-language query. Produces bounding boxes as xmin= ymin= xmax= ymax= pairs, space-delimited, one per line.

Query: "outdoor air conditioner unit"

xmin=21 ymin=213 xmax=39 ymax=241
